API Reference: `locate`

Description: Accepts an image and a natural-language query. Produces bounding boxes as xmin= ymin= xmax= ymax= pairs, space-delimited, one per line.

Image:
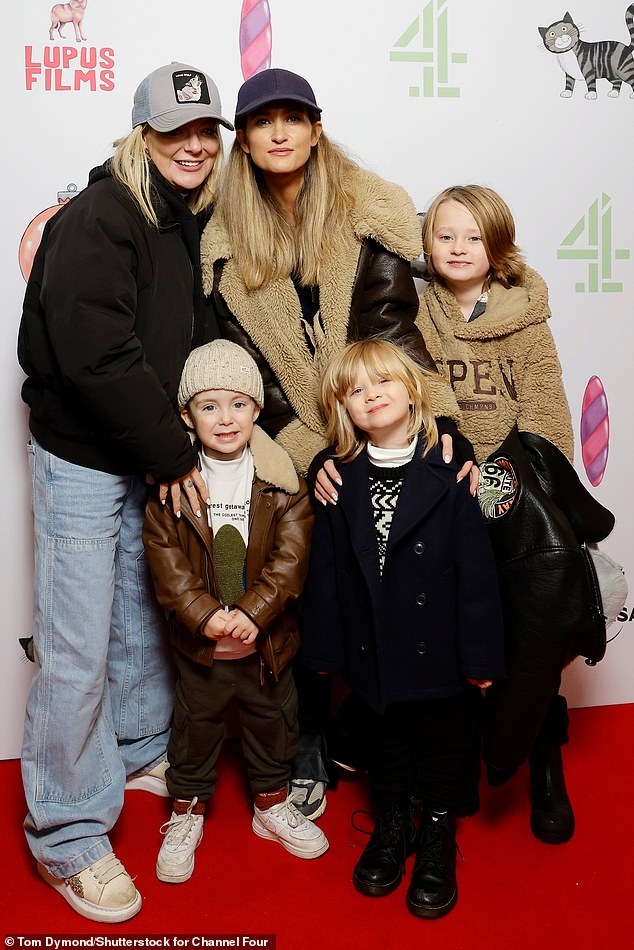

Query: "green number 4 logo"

xmin=557 ymin=194 xmax=630 ymax=293
xmin=389 ymin=0 xmax=467 ymax=97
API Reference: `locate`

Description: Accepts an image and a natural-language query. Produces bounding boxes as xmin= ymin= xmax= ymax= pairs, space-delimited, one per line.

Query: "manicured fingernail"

xmin=457 ymin=474 xmax=463 ymax=482
xmin=320 ymin=498 xmax=327 ymax=506
xmin=444 ymin=455 xmax=452 ymax=464
xmin=176 ymin=511 xmax=181 ymax=519
xmin=335 ymin=477 xmax=342 ymax=486
xmin=196 ymin=509 xmax=202 ymax=518
xmin=331 ymin=493 xmax=338 ymax=504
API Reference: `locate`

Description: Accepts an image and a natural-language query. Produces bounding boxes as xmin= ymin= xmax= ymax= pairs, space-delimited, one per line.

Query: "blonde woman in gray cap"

xmin=17 ymin=63 xmax=231 ymax=922
xmin=143 ymin=340 xmax=328 ymax=883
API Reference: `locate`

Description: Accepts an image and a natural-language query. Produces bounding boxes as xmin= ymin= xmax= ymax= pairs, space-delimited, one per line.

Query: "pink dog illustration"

xmin=49 ymin=0 xmax=88 ymax=43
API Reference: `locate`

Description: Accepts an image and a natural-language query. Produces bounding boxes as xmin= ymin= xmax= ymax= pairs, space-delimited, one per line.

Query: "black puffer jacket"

xmin=18 ymin=161 xmax=216 ymax=481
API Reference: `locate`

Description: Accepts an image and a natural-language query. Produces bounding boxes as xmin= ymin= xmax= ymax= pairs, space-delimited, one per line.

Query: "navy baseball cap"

xmin=234 ymin=68 xmax=322 ymax=123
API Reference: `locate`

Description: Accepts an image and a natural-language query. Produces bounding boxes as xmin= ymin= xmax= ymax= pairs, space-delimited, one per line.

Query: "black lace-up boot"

xmin=406 ymin=808 xmax=458 ymax=918
xmin=353 ymin=800 xmax=416 ymax=897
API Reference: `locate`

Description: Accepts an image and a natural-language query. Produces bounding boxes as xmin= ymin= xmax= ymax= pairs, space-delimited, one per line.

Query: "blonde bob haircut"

xmin=320 ymin=339 xmax=439 ymax=463
xmin=216 ymin=125 xmax=357 ymax=291
xmin=422 ymin=184 xmax=526 ymax=289
xmin=111 ymin=124 xmax=223 ymax=229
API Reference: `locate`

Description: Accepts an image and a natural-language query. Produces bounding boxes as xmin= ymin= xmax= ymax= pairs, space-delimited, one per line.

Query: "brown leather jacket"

xmin=142 ymin=426 xmax=314 ymax=679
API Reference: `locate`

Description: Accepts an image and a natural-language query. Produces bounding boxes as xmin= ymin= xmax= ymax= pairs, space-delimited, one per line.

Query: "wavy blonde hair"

xmin=111 ymin=124 xmax=223 ymax=228
xmin=422 ymin=184 xmax=526 ymax=289
xmin=215 ymin=124 xmax=357 ymax=290
xmin=320 ymin=339 xmax=438 ymax=462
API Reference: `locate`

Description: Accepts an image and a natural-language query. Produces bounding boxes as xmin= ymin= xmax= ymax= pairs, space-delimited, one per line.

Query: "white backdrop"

xmin=1 ymin=0 xmax=632 ymax=759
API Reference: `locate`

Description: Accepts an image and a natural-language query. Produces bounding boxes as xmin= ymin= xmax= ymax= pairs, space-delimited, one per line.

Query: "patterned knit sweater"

xmin=369 ymin=462 xmax=407 ymax=574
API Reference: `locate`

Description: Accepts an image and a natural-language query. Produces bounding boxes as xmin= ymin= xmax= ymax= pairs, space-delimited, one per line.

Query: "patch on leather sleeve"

xmin=478 ymin=456 xmax=518 ymax=521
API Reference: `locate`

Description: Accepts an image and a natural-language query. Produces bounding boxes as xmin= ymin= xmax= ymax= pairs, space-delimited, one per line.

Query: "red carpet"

xmin=2 ymin=703 xmax=633 ymax=949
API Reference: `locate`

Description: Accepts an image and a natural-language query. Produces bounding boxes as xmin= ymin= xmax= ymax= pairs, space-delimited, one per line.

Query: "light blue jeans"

xmin=21 ymin=441 xmax=174 ymax=877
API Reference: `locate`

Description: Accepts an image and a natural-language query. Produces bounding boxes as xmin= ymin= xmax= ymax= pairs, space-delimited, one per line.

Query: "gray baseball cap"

xmin=132 ymin=62 xmax=234 ymax=132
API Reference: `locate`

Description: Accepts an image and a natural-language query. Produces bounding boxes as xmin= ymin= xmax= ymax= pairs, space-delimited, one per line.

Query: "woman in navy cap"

xmin=18 ymin=62 xmax=231 ymax=922
xmin=201 ymin=68 xmax=474 ymax=825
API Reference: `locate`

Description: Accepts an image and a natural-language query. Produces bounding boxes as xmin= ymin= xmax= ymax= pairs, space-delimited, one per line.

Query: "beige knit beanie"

xmin=178 ymin=340 xmax=264 ymax=409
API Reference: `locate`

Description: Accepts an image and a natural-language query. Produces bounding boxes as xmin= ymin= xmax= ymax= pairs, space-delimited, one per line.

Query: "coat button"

xmin=414 ymin=541 xmax=425 ymax=554
xmin=416 ymin=593 xmax=427 ymax=606
xmin=417 ymin=641 xmax=427 ymax=655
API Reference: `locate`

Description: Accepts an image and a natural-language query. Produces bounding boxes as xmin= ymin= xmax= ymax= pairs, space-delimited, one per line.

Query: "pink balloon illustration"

xmin=580 ymin=375 xmax=610 ymax=487
xmin=240 ymin=0 xmax=272 ymax=80
xmin=19 ymin=184 xmax=78 ymax=281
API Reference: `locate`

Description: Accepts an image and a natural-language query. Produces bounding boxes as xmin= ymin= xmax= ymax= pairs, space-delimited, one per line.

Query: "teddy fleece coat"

xmin=201 ymin=167 xmax=460 ymax=474
xmin=417 ymin=271 xmax=593 ymax=779
xmin=416 ymin=268 xmax=574 ymax=463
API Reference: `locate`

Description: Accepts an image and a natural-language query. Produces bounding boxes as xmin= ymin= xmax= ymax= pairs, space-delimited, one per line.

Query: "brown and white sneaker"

xmin=37 ymin=852 xmax=142 ymax=923
xmin=156 ymin=798 xmax=205 ymax=884
xmin=253 ymin=794 xmax=329 ymax=859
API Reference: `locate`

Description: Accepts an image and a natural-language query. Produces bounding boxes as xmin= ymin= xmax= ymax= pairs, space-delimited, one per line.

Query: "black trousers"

xmin=291 ymin=654 xmax=331 ymax=782
xmin=533 ymin=690 xmax=569 ymax=749
xmin=364 ymin=690 xmax=483 ymax=816
xmin=167 ymin=650 xmax=298 ymax=802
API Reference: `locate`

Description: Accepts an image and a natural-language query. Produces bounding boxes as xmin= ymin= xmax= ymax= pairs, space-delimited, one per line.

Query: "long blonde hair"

xmin=111 ymin=125 xmax=223 ymax=228
xmin=320 ymin=339 xmax=438 ymax=462
xmin=422 ymin=184 xmax=526 ymax=289
xmin=215 ymin=127 xmax=357 ymax=290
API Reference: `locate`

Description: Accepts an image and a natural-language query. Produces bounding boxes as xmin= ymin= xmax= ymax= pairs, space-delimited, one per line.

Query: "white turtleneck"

xmin=366 ymin=435 xmax=418 ymax=468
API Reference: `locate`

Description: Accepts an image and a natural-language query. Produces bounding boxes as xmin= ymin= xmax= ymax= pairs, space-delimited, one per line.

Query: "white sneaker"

xmin=125 ymin=760 xmax=170 ymax=797
xmin=290 ymin=778 xmax=327 ymax=820
xmin=156 ymin=798 xmax=204 ymax=883
xmin=252 ymin=796 xmax=329 ymax=859
xmin=37 ymin=853 xmax=142 ymax=923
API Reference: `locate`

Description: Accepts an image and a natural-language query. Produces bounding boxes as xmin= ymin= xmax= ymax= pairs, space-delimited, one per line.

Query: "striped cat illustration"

xmin=539 ymin=4 xmax=634 ymax=98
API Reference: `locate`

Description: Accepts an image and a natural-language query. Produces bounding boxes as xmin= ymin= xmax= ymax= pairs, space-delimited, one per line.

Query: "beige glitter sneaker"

xmin=37 ymin=853 xmax=142 ymax=923
xmin=125 ymin=759 xmax=170 ymax=797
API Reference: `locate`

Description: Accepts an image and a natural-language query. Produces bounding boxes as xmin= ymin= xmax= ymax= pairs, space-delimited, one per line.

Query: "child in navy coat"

xmin=301 ymin=339 xmax=504 ymax=919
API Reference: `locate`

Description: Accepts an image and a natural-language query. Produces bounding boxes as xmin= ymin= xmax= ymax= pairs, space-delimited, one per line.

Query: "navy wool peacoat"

xmin=301 ymin=441 xmax=505 ymax=714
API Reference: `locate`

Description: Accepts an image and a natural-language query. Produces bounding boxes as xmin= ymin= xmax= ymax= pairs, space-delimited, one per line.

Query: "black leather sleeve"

xmin=348 ymin=239 xmax=436 ymax=373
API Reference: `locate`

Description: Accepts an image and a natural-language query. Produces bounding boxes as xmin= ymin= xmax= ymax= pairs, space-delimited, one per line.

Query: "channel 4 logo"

xmin=557 ymin=194 xmax=630 ymax=293
xmin=389 ymin=0 xmax=467 ymax=97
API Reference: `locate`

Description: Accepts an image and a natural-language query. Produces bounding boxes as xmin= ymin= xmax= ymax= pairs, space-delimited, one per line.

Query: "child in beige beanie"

xmin=143 ymin=339 xmax=327 ymax=885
